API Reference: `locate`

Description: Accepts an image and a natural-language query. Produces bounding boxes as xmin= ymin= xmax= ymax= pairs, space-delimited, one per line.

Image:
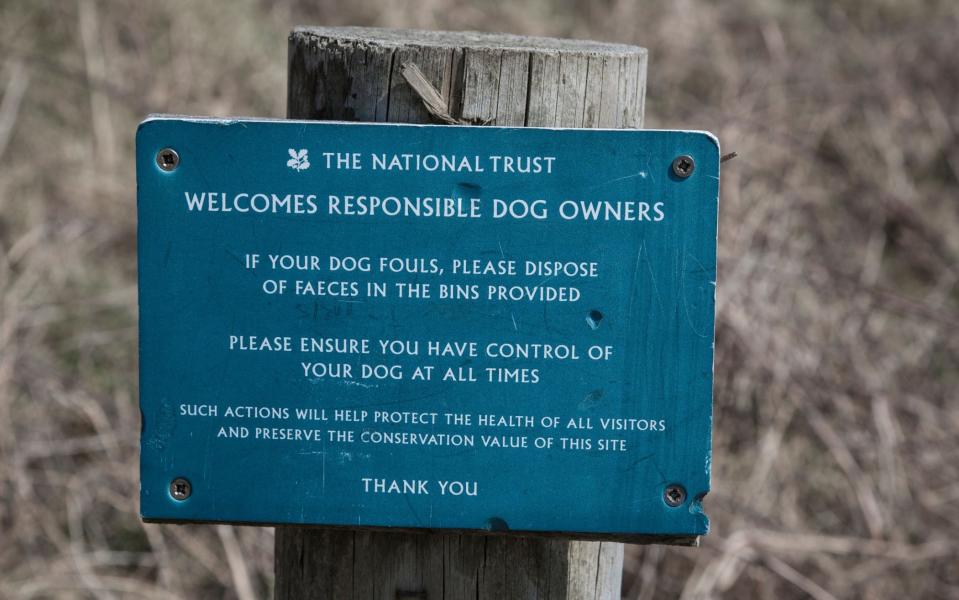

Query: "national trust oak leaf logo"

xmin=287 ymin=148 xmax=310 ymax=171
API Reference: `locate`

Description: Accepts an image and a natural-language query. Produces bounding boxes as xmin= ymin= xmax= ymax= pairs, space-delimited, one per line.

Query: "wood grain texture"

xmin=287 ymin=26 xmax=646 ymax=128
xmin=275 ymin=528 xmax=629 ymax=600
xmin=281 ymin=26 xmax=648 ymax=600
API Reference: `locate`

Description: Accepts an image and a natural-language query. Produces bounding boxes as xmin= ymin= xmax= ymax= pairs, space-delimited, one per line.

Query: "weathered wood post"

xmin=276 ymin=26 xmax=647 ymax=599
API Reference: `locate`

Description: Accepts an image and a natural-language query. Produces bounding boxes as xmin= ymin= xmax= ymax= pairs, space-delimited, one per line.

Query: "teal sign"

xmin=137 ymin=116 xmax=718 ymax=540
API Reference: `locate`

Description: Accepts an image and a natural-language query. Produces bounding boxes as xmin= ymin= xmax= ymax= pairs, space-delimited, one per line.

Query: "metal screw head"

xmin=170 ymin=478 xmax=192 ymax=501
xmin=664 ymin=484 xmax=686 ymax=507
xmin=671 ymin=155 xmax=695 ymax=178
xmin=156 ymin=148 xmax=179 ymax=171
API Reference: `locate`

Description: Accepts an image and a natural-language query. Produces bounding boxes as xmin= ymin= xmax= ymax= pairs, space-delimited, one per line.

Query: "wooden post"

xmin=277 ymin=26 xmax=647 ymax=600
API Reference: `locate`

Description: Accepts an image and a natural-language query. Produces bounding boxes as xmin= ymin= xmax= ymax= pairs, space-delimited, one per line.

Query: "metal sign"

xmin=137 ymin=116 xmax=718 ymax=541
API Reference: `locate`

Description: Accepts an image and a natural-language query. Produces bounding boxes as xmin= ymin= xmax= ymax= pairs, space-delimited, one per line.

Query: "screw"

xmin=156 ymin=148 xmax=179 ymax=171
xmin=664 ymin=484 xmax=686 ymax=507
xmin=671 ymin=155 xmax=695 ymax=178
xmin=170 ymin=478 xmax=192 ymax=501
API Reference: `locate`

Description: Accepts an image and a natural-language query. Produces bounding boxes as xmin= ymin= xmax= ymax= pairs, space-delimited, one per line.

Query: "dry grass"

xmin=1 ymin=0 xmax=957 ymax=598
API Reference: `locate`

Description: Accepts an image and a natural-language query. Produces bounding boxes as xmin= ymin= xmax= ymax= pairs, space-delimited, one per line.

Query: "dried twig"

xmin=400 ymin=62 xmax=491 ymax=126
xmin=0 ymin=59 xmax=29 ymax=161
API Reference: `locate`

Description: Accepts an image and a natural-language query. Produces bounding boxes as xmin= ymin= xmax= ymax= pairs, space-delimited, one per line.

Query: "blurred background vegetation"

xmin=1 ymin=0 xmax=957 ymax=598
